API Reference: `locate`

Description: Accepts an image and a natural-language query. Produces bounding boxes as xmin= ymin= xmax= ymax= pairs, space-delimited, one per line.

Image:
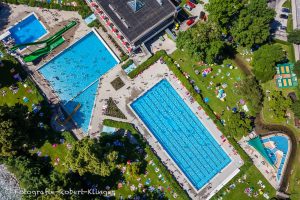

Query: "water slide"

xmin=11 ymin=21 xmax=77 ymax=51
xmin=23 ymin=36 xmax=65 ymax=62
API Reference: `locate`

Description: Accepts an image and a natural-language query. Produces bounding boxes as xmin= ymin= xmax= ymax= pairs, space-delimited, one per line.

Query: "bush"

xmin=128 ymin=50 xmax=167 ymax=78
xmin=121 ymin=54 xmax=129 ymax=62
xmin=2 ymin=0 xmax=91 ymax=18
xmin=87 ymin=19 xmax=101 ymax=28
xmin=110 ymin=77 xmax=125 ymax=90
xmin=121 ymin=59 xmax=133 ymax=69
xmin=104 ymin=98 xmax=126 ymax=119
xmin=294 ymin=61 xmax=300 ymax=79
xmin=62 ymin=131 xmax=76 ymax=144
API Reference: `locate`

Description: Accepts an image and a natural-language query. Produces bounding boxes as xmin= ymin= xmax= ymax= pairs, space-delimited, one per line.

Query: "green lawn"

xmin=115 ymin=147 xmax=185 ymax=199
xmin=29 ymin=134 xmax=75 ymax=173
xmin=287 ymin=14 xmax=293 ymax=33
xmin=213 ymin=166 xmax=276 ymax=200
xmin=170 ymin=50 xmax=248 ymax=121
xmin=282 ymin=0 xmax=291 ymax=9
xmin=288 ymin=147 xmax=300 ymax=200
xmin=0 ymin=47 xmax=43 ymax=109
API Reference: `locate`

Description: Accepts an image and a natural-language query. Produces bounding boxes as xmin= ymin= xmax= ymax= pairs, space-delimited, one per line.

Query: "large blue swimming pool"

xmin=9 ymin=13 xmax=47 ymax=46
xmin=131 ymin=79 xmax=231 ymax=190
xmin=39 ymin=31 xmax=118 ymax=132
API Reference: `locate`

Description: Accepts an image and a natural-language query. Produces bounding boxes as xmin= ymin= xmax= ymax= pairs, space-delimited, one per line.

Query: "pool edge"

xmin=127 ymin=78 xmax=240 ymax=195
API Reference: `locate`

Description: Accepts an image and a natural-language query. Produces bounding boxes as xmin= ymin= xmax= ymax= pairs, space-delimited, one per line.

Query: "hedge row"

xmin=128 ymin=50 xmax=167 ymax=78
xmin=102 ymin=119 xmax=189 ymax=199
xmin=121 ymin=59 xmax=133 ymax=69
xmin=2 ymin=0 xmax=92 ymax=19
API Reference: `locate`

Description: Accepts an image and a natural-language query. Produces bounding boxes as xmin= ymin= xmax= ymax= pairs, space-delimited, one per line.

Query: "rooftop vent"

xmin=127 ymin=0 xmax=145 ymax=12
xmin=156 ymin=0 xmax=163 ymax=5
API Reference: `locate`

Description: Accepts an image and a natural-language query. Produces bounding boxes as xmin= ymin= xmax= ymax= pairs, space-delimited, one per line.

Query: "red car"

xmin=187 ymin=1 xmax=196 ymax=8
xmin=186 ymin=18 xmax=195 ymax=26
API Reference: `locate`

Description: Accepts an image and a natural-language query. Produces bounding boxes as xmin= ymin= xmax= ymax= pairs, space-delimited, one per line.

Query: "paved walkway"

xmin=88 ymin=60 xmax=243 ymax=199
xmin=292 ymin=0 xmax=300 ymax=60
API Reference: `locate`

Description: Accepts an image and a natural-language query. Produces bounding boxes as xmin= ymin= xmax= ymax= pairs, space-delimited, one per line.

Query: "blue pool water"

xmin=9 ymin=14 xmax=47 ymax=46
xmin=64 ymin=81 xmax=99 ymax=133
xmin=39 ymin=31 xmax=118 ymax=132
xmin=262 ymin=136 xmax=289 ymax=181
xmin=131 ymin=79 xmax=231 ymax=190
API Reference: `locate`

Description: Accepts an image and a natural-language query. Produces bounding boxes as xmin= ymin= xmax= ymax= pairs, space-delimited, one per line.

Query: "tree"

xmin=225 ymin=112 xmax=252 ymax=138
xmin=268 ymin=91 xmax=291 ymax=120
xmin=291 ymin=100 xmax=300 ymax=118
xmin=176 ymin=22 xmax=225 ymax=63
xmin=231 ymin=0 xmax=275 ymax=47
xmin=128 ymin=162 xmax=141 ymax=176
xmin=65 ymin=138 xmax=117 ymax=176
xmin=0 ymin=120 xmax=20 ymax=156
xmin=133 ymin=190 xmax=168 ymax=200
xmin=0 ymin=104 xmax=33 ymax=156
xmin=3 ymin=156 xmax=51 ymax=199
xmin=252 ymin=45 xmax=285 ymax=82
xmin=293 ymin=61 xmax=300 ymax=78
xmin=205 ymin=0 xmax=243 ymax=28
xmin=237 ymin=76 xmax=263 ymax=114
xmin=288 ymin=30 xmax=300 ymax=44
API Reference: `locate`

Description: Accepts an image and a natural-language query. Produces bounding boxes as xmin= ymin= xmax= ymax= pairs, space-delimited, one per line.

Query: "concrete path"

xmin=292 ymin=0 xmax=300 ymax=61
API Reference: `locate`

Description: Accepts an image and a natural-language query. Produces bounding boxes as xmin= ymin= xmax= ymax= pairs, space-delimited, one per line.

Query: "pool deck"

xmin=88 ymin=61 xmax=243 ymax=199
xmin=1 ymin=3 xmax=127 ymax=138
xmin=238 ymin=132 xmax=292 ymax=189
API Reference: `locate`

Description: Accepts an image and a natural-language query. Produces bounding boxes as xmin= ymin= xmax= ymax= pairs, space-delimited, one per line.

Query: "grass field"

xmin=115 ymin=146 xmax=186 ymax=199
xmin=170 ymin=50 xmax=248 ymax=120
xmin=275 ymin=41 xmax=296 ymax=63
xmin=0 ymin=48 xmax=43 ymax=109
xmin=282 ymin=0 xmax=291 ymax=9
xmin=213 ymin=166 xmax=276 ymax=200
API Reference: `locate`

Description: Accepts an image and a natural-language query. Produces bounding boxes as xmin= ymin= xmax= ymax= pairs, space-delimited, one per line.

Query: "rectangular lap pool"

xmin=39 ymin=30 xmax=118 ymax=132
xmin=131 ymin=79 xmax=231 ymax=190
xmin=9 ymin=13 xmax=48 ymax=46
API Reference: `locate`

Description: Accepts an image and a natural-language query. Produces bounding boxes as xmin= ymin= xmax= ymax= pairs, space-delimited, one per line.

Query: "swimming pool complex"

xmin=131 ymin=79 xmax=231 ymax=190
xmin=262 ymin=135 xmax=289 ymax=181
xmin=39 ymin=31 xmax=118 ymax=132
xmin=9 ymin=13 xmax=47 ymax=47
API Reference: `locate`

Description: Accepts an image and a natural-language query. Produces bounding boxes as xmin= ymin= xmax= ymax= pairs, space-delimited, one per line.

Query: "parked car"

xmin=281 ymin=7 xmax=290 ymax=13
xmin=184 ymin=4 xmax=192 ymax=11
xmin=187 ymin=1 xmax=196 ymax=8
xmin=279 ymin=14 xmax=288 ymax=19
xmin=186 ymin=18 xmax=195 ymax=26
xmin=280 ymin=25 xmax=287 ymax=30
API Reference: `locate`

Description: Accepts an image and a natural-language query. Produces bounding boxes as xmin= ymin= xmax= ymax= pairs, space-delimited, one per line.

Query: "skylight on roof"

xmin=127 ymin=0 xmax=145 ymax=12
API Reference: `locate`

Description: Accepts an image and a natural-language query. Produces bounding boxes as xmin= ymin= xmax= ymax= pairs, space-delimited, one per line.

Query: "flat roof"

xmin=97 ymin=0 xmax=176 ymax=44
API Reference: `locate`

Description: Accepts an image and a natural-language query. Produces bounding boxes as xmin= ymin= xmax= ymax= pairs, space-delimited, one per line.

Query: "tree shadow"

xmin=0 ymin=3 xmax=11 ymax=31
xmin=59 ymin=99 xmax=87 ymax=132
xmin=0 ymin=58 xmax=28 ymax=89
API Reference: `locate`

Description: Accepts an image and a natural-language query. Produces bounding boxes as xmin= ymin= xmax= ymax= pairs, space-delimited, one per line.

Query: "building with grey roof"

xmin=96 ymin=0 xmax=177 ymax=48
